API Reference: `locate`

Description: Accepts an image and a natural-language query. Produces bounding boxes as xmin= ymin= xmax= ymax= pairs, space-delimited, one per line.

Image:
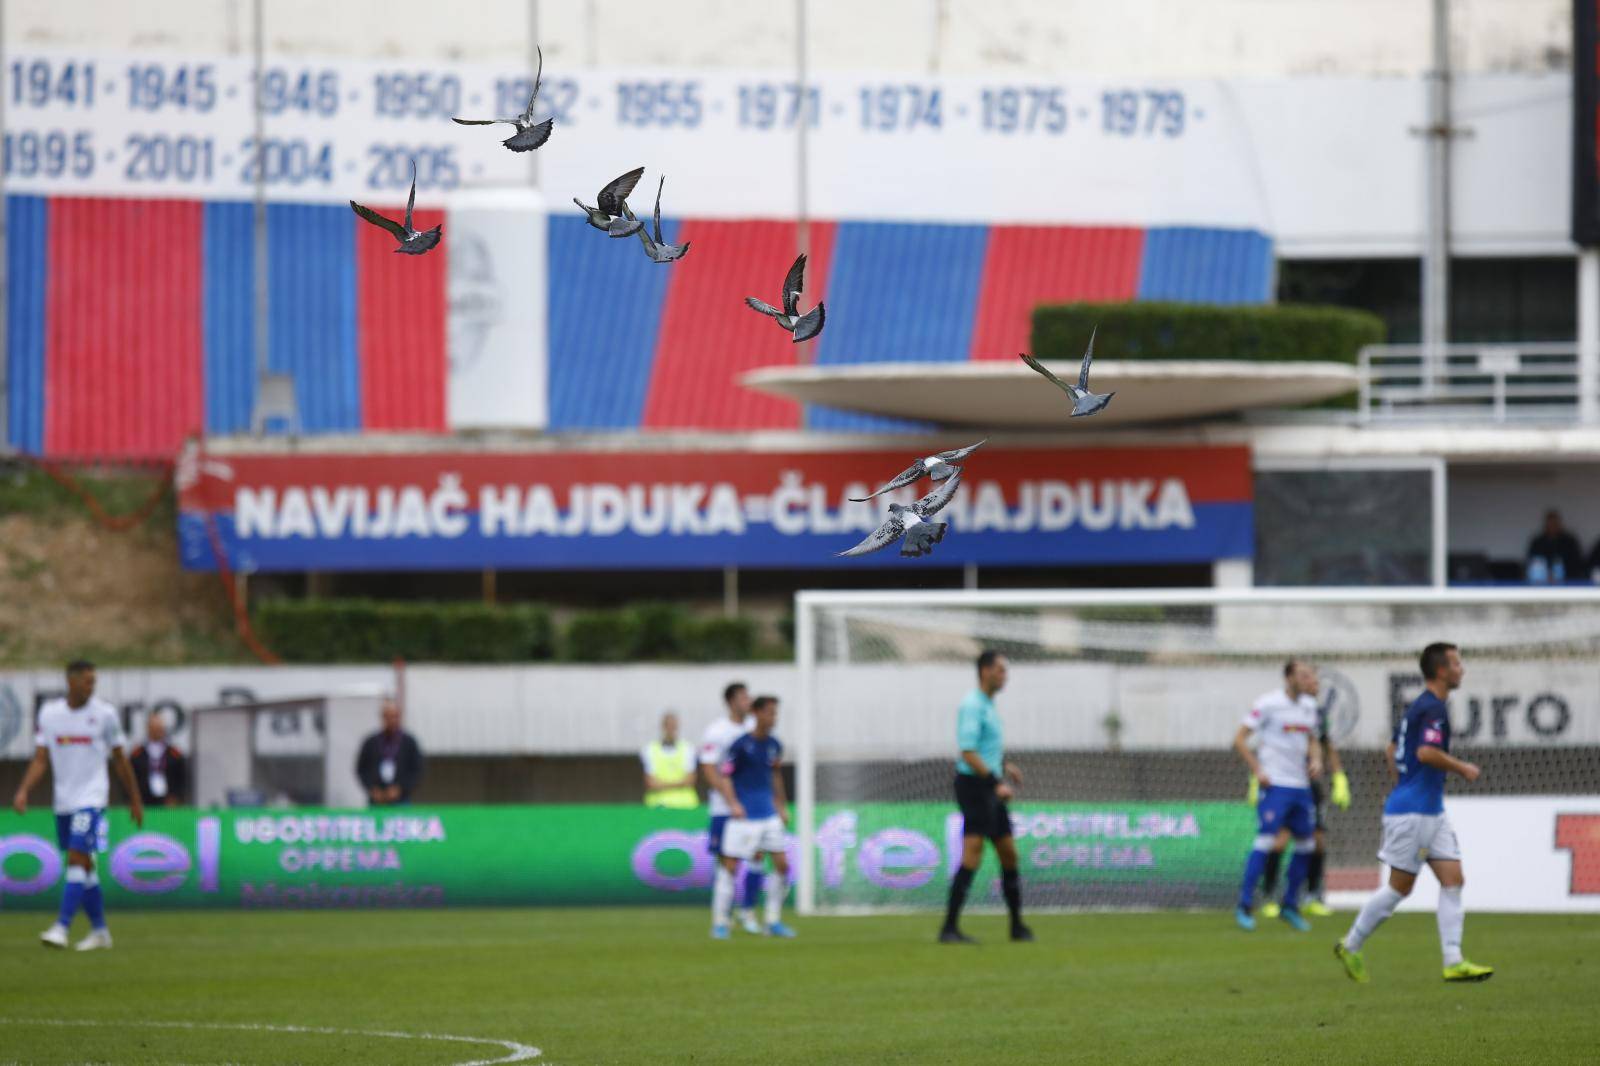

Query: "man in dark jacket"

xmin=131 ymin=713 xmax=188 ymax=806
xmin=1527 ymin=510 xmax=1584 ymax=581
xmin=356 ymin=698 xmax=424 ymax=806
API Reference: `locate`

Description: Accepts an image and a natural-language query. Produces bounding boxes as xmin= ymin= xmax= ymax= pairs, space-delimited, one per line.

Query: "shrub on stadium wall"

xmin=255 ymin=600 xmax=555 ymax=663
xmin=562 ymin=610 xmax=640 ymax=663
xmin=1031 ymin=302 xmax=1385 ymax=365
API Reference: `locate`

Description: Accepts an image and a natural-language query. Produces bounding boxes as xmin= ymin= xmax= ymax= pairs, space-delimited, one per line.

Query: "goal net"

xmin=792 ymin=589 xmax=1600 ymax=915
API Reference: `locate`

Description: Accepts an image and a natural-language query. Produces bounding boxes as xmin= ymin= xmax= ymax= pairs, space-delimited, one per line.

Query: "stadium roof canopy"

xmin=741 ymin=360 xmax=1361 ymax=428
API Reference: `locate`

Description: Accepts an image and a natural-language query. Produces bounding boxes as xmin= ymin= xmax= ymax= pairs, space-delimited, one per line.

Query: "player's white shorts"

xmin=1378 ymin=813 xmax=1460 ymax=874
xmin=721 ymin=816 xmax=787 ymax=860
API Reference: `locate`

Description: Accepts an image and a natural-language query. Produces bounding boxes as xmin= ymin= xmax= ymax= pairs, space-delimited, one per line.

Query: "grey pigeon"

xmin=623 ymin=176 xmax=690 ymax=263
xmin=451 ymin=46 xmax=554 ymax=152
xmin=745 ymin=253 xmax=825 ymax=342
xmin=850 ymin=440 xmax=986 ymax=502
xmin=349 ymin=162 xmax=441 ymax=255
xmin=840 ymin=471 xmax=964 ymax=559
xmin=1018 ymin=327 xmax=1114 ymax=417
xmin=574 ymin=167 xmax=645 ymax=238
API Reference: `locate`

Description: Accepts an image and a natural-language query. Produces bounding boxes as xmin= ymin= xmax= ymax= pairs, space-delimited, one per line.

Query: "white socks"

xmin=763 ymin=871 xmax=788 ymax=927
xmin=1344 ymin=884 xmax=1404 ymax=952
xmin=711 ymin=866 xmax=735 ymax=927
xmin=1437 ymin=885 xmax=1465 ymax=966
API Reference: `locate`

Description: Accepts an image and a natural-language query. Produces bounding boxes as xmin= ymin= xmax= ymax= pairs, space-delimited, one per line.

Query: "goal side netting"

xmin=792 ymin=589 xmax=1600 ymax=915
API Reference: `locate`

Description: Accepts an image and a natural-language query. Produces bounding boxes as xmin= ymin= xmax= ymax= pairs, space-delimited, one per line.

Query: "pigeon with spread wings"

xmin=623 ymin=175 xmax=691 ymax=263
xmin=745 ymin=253 xmax=825 ymax=342
xmin=1018 ymin=327 xmax=1114 ymax=417
xmin=849 ymin=440 xmax=986 ymax=502
xmin=574 ymin=167 xmax=645 ymax=237
xmin=839 ymin=471 xmax=964 ymax=559
xmin=349 ymin=162 xmax=442 ymax=255
xmin=451 ymin=46 xmax=555 ymax=152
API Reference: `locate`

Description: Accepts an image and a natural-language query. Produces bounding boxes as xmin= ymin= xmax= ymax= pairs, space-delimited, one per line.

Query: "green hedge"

xmin=255 ymin=600 xmax=555 ymax=663
xmin=1031 ymin=301 xmax=1385 ymax=364
xmin=255 ymin=599 xmax=764 ymax=664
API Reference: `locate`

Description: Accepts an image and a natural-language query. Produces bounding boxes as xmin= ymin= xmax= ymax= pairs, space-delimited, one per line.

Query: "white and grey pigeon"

xmin=574 ymin=167 xmax=645 ymax=238
xmin=745 ymin=253 xmax=825 ymax=342
xmin=450 ymin=46 xmax=554 ymax=152
xmin=849 ymin=440 xmax=986 ymax=502
xmin=839 ymin=471 xmax=964 ymax=559
xmin=1018 ymin=327 xmax=1115 ymax=417
xmin=349 ymin=162 xmax=442 ymax=255
xmin=623 ymin=176 xmax=690 ymax=263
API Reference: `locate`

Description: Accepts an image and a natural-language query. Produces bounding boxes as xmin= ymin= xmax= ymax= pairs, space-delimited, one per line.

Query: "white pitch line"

xmin=0 ymin=1018 xmax=542 ymax=1066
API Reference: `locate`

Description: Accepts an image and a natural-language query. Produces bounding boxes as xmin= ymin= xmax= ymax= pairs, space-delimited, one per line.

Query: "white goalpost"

xmin=793 ymin=587 xmax=1600 ymax=916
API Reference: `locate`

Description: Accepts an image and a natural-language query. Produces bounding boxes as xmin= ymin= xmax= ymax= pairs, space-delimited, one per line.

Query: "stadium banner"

xmin=0 ymin=48 xmax=1565 ymax=251
xmin=0 ymin=802 xmax=1253 ymax=911
xmin=1380 ymin=797 xmax=1600 ymax=914
xmin=173 ymin=446 xmax=1253 ymax=572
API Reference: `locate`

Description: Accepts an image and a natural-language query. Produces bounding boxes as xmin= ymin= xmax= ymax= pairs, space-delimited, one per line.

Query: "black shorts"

xmin=954 ymin=773 xmax=1013 ymax=841
xmin=1310 ymin=777 xmax=1327 ymax=832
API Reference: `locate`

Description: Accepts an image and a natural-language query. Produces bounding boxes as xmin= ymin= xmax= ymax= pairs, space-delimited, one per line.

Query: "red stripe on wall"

xmin=45 ymin=197 xmax=204 ymax=458
xmin=968 ymin=226 xmax=1144 ymax=360
xmin=355 ymin=206 xmax=447 ymax=431
xmin=641 ymin=221 xmax=836 ymax=430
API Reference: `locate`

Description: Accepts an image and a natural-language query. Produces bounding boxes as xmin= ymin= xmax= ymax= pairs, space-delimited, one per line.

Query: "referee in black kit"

xmin=940 ymin=650 xmax=1033 ymax=944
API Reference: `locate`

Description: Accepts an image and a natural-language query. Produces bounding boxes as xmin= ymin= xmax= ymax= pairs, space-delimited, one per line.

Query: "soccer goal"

xmin=791 ymin=588 xmax=1600 ymax=916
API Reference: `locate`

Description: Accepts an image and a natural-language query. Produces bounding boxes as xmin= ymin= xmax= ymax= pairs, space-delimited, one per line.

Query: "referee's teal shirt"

xmin=954 ymin=687 xmax=1003 ymax=775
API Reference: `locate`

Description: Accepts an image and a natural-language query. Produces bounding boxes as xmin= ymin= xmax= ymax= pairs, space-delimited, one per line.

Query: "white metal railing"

xmin=1358 ymin=342 xmax=1590 ymax=424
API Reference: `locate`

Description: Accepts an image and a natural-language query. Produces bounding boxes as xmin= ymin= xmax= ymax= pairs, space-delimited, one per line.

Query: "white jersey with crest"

xmin=699 ymin=715 xmax=749 ymax=817
xmin=1240 ymin=689 xmax=1318 ymax=790
xmin=34 ymin=696 xmax=125 ymax=813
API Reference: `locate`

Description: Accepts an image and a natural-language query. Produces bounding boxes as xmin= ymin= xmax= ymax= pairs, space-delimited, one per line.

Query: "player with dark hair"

xmin=12 ymin=660 xmax=144 ymax=950
xmin=712 ymin=695 xmax=795 ymax=939
xmin=939 ymin=649 xmax=1031 ymax=944
xmin=1335 ymin=642 xmax=1493 ymax=983
xmin=700 ymin=681 xmax=763 ymax=935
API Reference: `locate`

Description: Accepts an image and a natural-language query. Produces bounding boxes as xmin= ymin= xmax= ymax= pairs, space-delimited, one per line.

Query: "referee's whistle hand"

xmin=995 ymin=783 xmax=1015 ymax=801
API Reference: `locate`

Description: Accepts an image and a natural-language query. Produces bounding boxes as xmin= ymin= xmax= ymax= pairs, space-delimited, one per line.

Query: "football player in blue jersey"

xmin=1335 ymin=642 xmax=1493 ymax=983
xmin=710 ymin=696 xmax=795 ymax=940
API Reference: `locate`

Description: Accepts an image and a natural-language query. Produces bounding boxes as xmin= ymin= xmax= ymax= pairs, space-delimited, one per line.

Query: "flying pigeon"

xmin=450 ymin=46 xmax=554 ymax=151
xmin=623 ymin=176 xmax=691 ymax=263
xmin=1018 ymin=327 xmax=1114 ymax=417
xmin=849 ymin=440 xmax=986 ymax=502
xmin=574 ymin=167 xmax=645 ymax=237
xmin=349 ymin=162 xmax=441 ymax=255
xmin=745 ymin=253 xmax=825 ymax=342
xmin=839 ymin=471 xmax=964 ymax=559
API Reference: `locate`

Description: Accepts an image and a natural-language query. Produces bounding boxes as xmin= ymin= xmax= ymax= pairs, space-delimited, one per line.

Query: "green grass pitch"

xmin=0 ymin=909 xmax=1595 ymax=1064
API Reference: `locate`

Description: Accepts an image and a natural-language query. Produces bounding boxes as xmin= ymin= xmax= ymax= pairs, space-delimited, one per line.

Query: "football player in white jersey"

xmin=11 ymin=660 xmax=144 ymax=950
xmin=1231 ymin=660 xmax=1323 ymax=932
xmin=699 ymin=682 xmax=762 ymax=935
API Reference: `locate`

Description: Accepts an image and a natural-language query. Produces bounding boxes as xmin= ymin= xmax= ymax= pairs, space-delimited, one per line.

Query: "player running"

xmin=710 ymin=695 xmax=795 ymax=939
xmin=1335 ymin=642 xmax=1493 ymax=983
xmin=11 ymin=660 xmax=144 ymax=950
xmin=699 ymin=682 xmax=763 ymax=934
xmin=1233 ymin=660 xmax=1322 ymax=932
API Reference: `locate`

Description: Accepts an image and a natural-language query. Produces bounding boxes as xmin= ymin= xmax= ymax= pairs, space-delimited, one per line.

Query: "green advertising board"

xmin=0 ymin=803 xmax=1254 ymax=911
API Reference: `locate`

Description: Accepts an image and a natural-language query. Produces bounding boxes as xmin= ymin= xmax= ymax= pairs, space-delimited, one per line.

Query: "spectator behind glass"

xmin=1526 ymin=510 xmax=1584 ymax=583
xmin=355 ymin=698 xmax=424 ymax=806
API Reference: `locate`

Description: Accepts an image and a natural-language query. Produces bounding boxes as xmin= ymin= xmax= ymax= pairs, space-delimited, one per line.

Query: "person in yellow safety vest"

xmin=642 ymin=711 xmax=699 ymax=809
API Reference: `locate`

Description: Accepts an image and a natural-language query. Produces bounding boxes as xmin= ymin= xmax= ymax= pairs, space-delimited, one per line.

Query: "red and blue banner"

xmin=176 ymin=445 xmax=1254 ymax=571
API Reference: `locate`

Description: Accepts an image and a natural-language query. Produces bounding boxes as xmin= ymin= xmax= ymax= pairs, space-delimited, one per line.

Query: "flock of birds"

xmin=346 ymin=48 xmax=1117 ymax=560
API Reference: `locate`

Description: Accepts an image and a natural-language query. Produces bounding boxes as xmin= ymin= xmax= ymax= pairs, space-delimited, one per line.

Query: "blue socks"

xmin=82 ymin=871 xmax=107 ymax=930
xmin=57 ymin=865 xmax=87 ymax=927
xmin=741 ymin=867 xmax=764 ymax=909
xmin=1281 ymin=850 xmax=1312 ymax=911
xmin=1239 ymin=849 xmax=1270 ymax=911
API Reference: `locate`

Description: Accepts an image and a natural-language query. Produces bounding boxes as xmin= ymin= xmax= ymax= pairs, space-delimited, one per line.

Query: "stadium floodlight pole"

xmin=252 ymin=0 xmax=269 ymax=411
xmin=795 ymin=594 xmax=818 ymax=915
xmin=1420 ymin=0 xmax=1452 ymax=393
